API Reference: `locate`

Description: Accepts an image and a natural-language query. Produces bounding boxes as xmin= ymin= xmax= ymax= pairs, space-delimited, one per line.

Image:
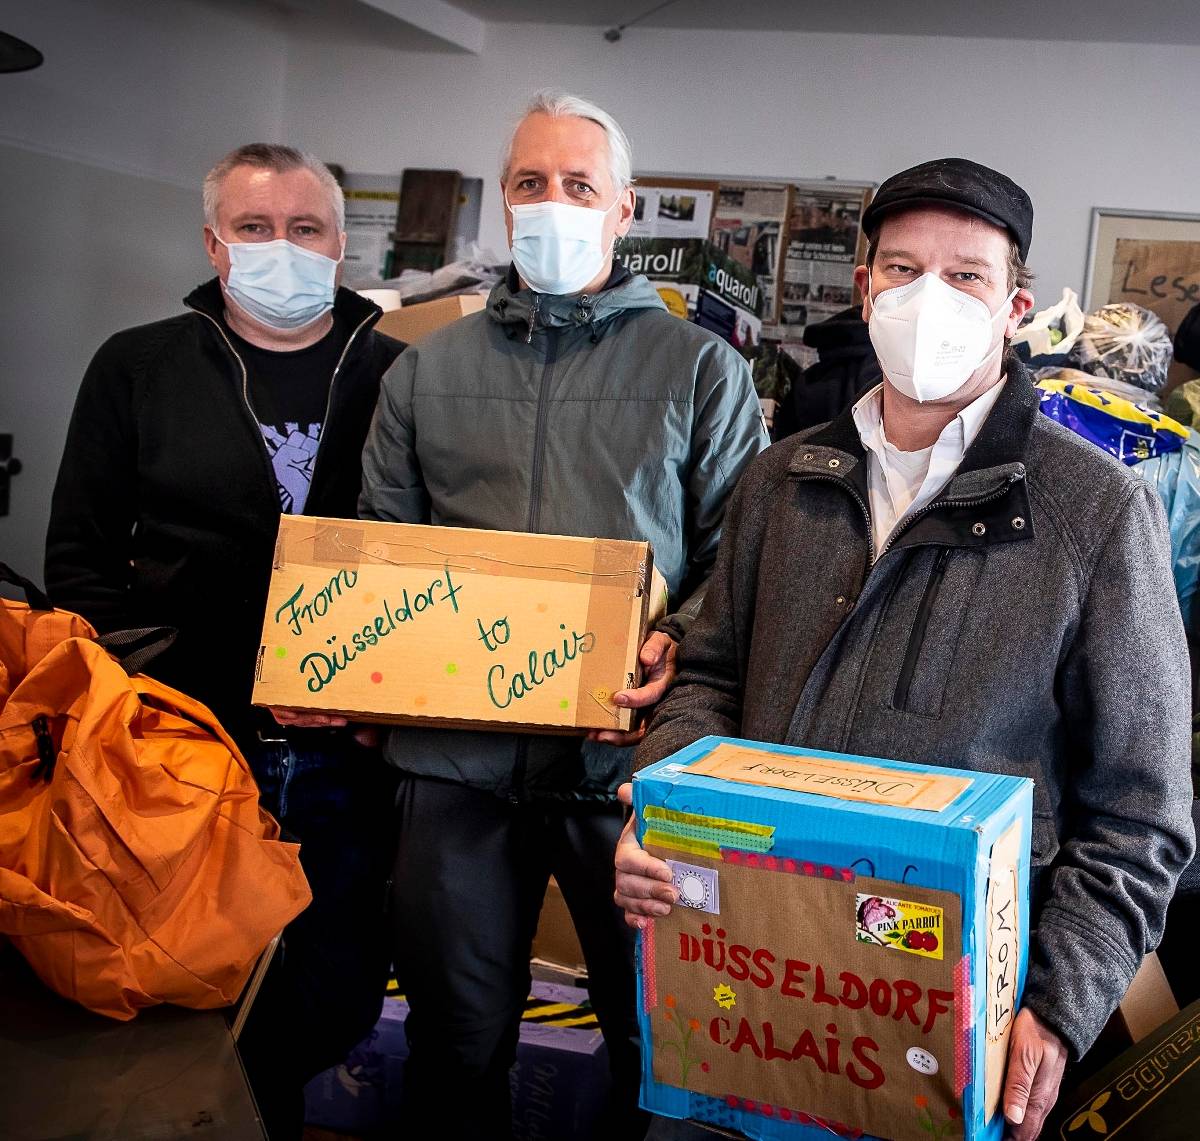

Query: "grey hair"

xmin=499 ymin=90 xmax=633 ymax=193
xmin=202 ymin=144 xmax=345 ymax=231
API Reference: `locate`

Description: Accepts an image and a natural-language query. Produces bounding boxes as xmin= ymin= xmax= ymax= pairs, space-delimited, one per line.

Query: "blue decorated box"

xmin=634 ymin=737 xmax=1033 ymax=1141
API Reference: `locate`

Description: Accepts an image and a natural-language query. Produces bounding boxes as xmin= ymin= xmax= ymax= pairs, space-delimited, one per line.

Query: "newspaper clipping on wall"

xmin=341 ymin=173 xmax=403 ymax=284
xmin=711 ymin=182 xmax=792 ymax=326
xmin=772 ymin=182 xmax=872 ymax=365
xmin=630 ymin=179 xmax=716 ymax=241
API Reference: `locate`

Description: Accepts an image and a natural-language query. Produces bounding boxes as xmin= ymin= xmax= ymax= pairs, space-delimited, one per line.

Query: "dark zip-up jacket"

xmin=45 ymin=279 xmax=403 ymax=745
xmin=773 ymin=306 xmax=882 ymax=439
xmin=360 ymin=268 xmax=767 ymax=801
xmin=635 ymin=360 xmax=1195 ymax=1059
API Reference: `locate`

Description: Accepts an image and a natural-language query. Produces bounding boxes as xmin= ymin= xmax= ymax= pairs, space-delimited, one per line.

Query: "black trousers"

xmin=236 ymin=733 xmax=397 ymax=1140
xmin=392 ymin=775 xmax=647 ymax=1141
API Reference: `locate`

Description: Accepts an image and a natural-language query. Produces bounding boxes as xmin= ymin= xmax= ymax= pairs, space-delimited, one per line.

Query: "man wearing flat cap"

xmin=616 ymin=158 xmax=1195 ymax=1140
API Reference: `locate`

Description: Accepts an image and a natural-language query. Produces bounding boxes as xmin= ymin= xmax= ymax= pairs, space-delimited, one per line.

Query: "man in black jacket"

xmin=45 ymin=143 xmax=404 ymax=1139
xmin=773 ymin=306 xmax=882 ymax=438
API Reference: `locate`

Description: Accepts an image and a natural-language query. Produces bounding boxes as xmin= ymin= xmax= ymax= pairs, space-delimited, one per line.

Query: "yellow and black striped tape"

xmin=384 ymin=979 xmax=598 ymax=1030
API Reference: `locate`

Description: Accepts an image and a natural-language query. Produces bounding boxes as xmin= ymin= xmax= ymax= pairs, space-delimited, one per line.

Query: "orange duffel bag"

xmin=0 ymin=563 xmax=311 ymax=1020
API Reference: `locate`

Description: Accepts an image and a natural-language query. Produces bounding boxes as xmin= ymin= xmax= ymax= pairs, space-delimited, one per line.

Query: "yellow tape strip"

xmin=643 ymin=803 xmax=774 ymax=838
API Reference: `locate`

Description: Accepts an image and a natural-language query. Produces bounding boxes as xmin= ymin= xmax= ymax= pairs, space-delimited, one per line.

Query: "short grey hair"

xmin=500 ymin=90 xmax=633 ymax=193
xmin=202 ymin=144 xmax=345 ymax=231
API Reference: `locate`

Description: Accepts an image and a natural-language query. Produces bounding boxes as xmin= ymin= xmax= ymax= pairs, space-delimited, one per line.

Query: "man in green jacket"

xmin=357 ymin=91 xmax=766 ymax=1138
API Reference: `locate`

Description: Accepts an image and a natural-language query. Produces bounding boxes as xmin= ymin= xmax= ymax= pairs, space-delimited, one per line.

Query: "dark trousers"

xmin=392 ymin=775 xmax=647 ymax=1141
xmin=236 ymin=731 xmax=397 ymax=1141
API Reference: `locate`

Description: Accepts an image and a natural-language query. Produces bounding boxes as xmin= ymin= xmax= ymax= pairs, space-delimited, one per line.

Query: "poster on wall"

xmin=775 ymin=183 xmax=872 ymax=343
xmin=629 ymin=172 xmax=876 ymax=431
xmin=630 ymin=178 xmax=718 ymax=241
xmin=711 ymin=182 xmax=792 ymax=325
xmin=341 ymin=173 xmax=402 ymax=284
xmin=1084 ymin=208 xmax=1200 ymax=387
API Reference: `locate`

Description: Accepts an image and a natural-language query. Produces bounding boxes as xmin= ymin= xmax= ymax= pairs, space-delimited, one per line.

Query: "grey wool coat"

xmin=635 ymin=360 xmax=1195 ymax=1059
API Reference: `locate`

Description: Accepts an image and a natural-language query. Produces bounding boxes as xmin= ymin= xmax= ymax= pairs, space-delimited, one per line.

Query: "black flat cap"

xmin=862 ymin=158 xmax=1033 ymax=261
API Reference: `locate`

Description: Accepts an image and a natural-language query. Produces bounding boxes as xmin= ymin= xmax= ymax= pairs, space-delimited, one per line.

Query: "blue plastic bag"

xmin=1037 ymin=379 xmax=1187 ymax=466
xmin=1138 ymin=430 xmax=1200 ymax=628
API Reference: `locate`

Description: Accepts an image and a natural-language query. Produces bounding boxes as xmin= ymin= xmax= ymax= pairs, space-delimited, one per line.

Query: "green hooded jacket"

xmin=360 ymin=267 xmax=767 ymax=800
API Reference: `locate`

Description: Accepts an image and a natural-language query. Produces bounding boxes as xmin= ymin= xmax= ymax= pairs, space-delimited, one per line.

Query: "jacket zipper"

xmin=893 ymin=546 xmax=951 ymax=710
xmin=195 ymin=309 xmax=374 ymax=508
xmin=308 ymin=311 xmax=374 ymax=495
xmin=525 ymin=292 xmax=541 ymax=344
xmin=794 ymin=473 xmax=875 ymax=570
xmin=525 ymin=326 xmax=561 ymax=533
xmin=875 ymin=473 xmax=1024 ymax=561
xmin=194 ymin=311 xmax=278 ymax=502
xmin=794 ymin=467 xmax=1023 ymax=584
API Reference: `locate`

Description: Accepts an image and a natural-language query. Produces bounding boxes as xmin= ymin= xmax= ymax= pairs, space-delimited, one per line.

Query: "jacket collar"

xmin=183 ymin=278 xmax=384 ymax=337
xmin=485 ymin=263 xmax=665 ymax=335
xmin=790 ymin=354 xmax=1039 ymax=551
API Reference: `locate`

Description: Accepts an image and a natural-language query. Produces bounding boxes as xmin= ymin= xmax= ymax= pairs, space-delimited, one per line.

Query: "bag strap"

xmin=0 ymin=563 xmax=52 ymax=612
xmin=96 ymin=627 xmax=178 ymax=677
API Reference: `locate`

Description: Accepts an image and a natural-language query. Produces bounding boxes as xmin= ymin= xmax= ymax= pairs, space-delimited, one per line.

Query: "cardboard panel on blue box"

xmin=304 ymin=981 xmax=608 ymax=1140
xmin=634 ymin=737 xmax=1033 ymax=1141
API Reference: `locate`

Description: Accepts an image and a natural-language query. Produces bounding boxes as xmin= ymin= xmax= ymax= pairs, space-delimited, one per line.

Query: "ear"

xmin=203 ymin=225 xmax=224 ymax=276
xmin=853 ymin=264 xmax=872 ymax=321
xmin=1003 ymin=288 xmax=1035 ymax=339
xmin=614 ymin=185 xmax=636 ymax=238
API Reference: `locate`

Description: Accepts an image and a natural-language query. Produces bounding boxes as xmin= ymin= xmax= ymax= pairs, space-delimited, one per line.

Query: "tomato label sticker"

xmin=855 ymin=893 xmax=944 ymax=960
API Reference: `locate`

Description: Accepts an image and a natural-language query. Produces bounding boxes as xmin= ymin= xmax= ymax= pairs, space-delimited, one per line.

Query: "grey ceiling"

xmin=446 ymin=0 xmax=1200 ymax=47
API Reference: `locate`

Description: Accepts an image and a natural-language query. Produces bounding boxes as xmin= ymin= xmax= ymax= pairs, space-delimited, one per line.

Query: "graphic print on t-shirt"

xmin=261 ymin=421 xmax=322 ymax=513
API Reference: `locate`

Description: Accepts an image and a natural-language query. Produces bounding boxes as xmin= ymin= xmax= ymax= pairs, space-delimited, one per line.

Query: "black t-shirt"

xmin=224 ymin=313 xmax=347 ymax=513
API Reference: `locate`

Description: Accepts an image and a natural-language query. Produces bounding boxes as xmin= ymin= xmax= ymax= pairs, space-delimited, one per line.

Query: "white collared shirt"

xmin=851 ymin=379 xmax=1006 ymax=558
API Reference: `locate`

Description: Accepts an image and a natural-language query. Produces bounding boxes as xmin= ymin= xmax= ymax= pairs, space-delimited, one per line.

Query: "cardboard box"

xmin=303 ymin=982 xmax=609 ymax=1140
xmin=533 ymin=877 xmax=588 ymax=976
xmin=634 ymin=736 xmax=1033 ymax=1141
xmin=253 ymin=515 xmax=668 ymax=733
xmin=373 ymin=293 xmax=485 ymax=343
xmin=1043 ymin=994 xmax=1200 ymax=1141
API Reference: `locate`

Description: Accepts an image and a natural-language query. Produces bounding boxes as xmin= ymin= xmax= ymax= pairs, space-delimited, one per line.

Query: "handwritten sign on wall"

xmin=252 ymin=516 xmax=665 ymax=732
xmin=1085 ymin=209 xmax=1200 ymax=389
xmin=1107 ymin=238 xmax=1200 ymax=336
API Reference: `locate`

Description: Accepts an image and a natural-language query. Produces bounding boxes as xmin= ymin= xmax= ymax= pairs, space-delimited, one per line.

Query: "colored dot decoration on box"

xmin=719 ymin=1097 xmax=865 ymax=1138
xmin=362 ymin=592 xmax=375 ymax=603
xmin=274 ymin=647 xmax=287 ymax=659
xmin=640 ymin=918 xmax=657 ymax=1014
xmin=559 ymin=699 xmax=569 ymax=709
xmin=413 ymin=695 xmax=428 ymax=707
xmin=370 ymin=672 xmax=383 ymax=684
xmin=445 ymin=663 xmax=458 ymax=675
xmin=954 ymin=952 xmax=972 ymax=1097
xmin=722 ymin=848 xmax=855 ymax=882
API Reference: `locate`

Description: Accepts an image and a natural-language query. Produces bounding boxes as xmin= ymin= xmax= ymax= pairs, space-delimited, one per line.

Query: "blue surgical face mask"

xmin=505 ymin=192 xmax=621 ymax=296
xmin=215 ymin=233 xmax=341 ymax=331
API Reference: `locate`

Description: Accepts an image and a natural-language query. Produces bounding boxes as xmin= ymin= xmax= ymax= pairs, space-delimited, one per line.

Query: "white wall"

xmin=0 ymin=0 xmax=289 ymax=581
xmin=282 ymin=21 xmax=1200 ymax=307
xmin=4 ymin=7 xmax=1199 ymax=584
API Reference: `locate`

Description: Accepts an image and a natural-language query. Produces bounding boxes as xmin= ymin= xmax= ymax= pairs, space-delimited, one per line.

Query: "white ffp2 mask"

xmin=868 ymin=271 xmax=1016 ymax=402
xmin=506 ymin=193 xmax=619 ymax=296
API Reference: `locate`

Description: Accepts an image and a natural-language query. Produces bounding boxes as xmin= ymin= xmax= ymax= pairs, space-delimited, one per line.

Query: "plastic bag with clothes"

xmin=1139 ymin=429 xmax=1200 ymax=629
xmin=1011 ymin=286 xmax=1086 ymax=363
xmin=1036 ymin=377 xmax=1187 ymax=465
xmin=1067 ymin=302 xmax=1174 ymax=394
